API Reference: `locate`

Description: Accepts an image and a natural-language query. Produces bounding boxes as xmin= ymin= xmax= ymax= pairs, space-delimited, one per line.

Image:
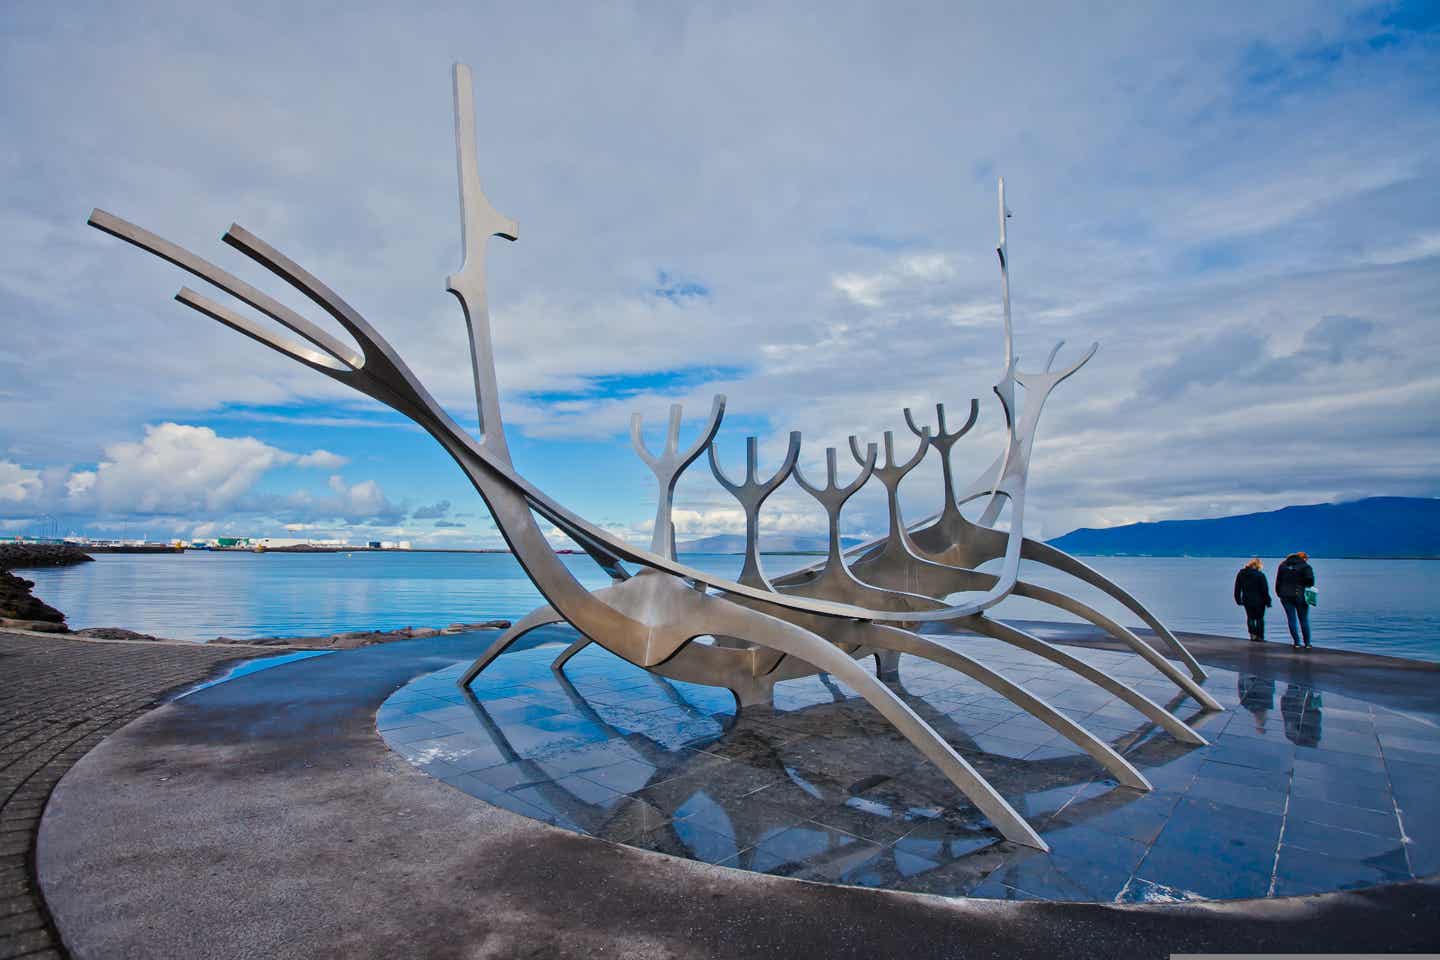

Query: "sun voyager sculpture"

xmin=89 ymin=64 xmax=1219 ymax=851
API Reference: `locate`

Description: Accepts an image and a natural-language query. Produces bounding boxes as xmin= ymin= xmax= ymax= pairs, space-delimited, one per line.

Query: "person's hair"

xmin=1246 ymin=558 xmax=1262 ymax=570
xmin=1287 ymin=551 xmax=1308 ymax=561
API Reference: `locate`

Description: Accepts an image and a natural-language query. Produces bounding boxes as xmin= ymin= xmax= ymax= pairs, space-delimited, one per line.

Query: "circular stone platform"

xmin=381 ymin=633 xmax=1435 ymax=902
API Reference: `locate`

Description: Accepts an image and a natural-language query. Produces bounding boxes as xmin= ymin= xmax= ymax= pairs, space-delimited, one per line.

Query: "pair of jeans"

xmin=1281 ymin=597 xmax=1311 ymax=645
xmin=1244 ymin=605 xmax=1267 ymax=640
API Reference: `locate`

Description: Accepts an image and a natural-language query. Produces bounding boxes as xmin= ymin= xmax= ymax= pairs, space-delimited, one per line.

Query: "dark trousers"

xmin=1281 ymin=597 xmax=1311 ymax=645
xmin=1244 ymin=605 xmax=1267 ymax=640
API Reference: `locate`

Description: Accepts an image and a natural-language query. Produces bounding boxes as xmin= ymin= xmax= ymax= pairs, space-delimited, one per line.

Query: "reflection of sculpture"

xmin=1281 ymin=683 xmax=1322 ymax=747
xmin=88 ymin=64 xmax=1217 ymax=852
xmin=444 ymin=654 xmax=1198 ymax=883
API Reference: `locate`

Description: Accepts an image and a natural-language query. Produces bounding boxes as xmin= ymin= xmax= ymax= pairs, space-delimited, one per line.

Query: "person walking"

xmin=1275 ymin=551 xmax=1316 ymax=649
xmin=1233 ymin=558 xmax=1272 ymax=642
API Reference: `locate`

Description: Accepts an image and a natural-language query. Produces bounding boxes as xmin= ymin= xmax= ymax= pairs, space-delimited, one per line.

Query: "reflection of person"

xmin=1233 ymin=558 xmax=1272 ymax=643
xmin=1237 ymin=674 xmax=1275 ymax=733
xmin=1276 ymin=552 xmax=1316 ymax=649
xmin=1281 ymin=683 xmax=1323 ymax=747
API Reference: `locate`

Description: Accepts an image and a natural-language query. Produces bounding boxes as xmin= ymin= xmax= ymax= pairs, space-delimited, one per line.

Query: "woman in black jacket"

xmin=1233 ymin=558 xmax=1272 ymax=642
xmin=1275 ymin=551 xmax=1316 ymax=649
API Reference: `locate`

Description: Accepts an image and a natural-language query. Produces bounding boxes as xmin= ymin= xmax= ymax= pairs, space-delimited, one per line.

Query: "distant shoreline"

xmin=65 ymin=548 xmax=1439 ymax=560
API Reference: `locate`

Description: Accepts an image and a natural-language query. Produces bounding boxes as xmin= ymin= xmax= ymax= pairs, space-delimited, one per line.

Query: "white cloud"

xmin=295 ymin=449 xmax=348 ymax=469
xmin=61 ymin=423 xmax=346 ymax=515
xmin=0 ymin=425 xmax=386 ymax=533
xmin=1361 ymin=231 xmax=1440 ymax=266
xmin=325 ymin=475 xmax=391 ymax=517
xmin=832 ymin=253 xmax=964 ymax=308
xmin=0 ymin=462 xmax=41 ymax=503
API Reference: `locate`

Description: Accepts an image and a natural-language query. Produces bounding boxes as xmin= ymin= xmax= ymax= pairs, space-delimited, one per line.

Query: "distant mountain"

xmin=1046 ymin=496 xmax=1440 ymax=559
xmin=677 ymin=533 xmax=863 ymax=554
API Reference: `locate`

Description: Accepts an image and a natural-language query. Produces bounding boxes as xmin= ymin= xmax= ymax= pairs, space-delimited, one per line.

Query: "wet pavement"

xmin=382 ymin=633 xmax=1440 ymax=902
xmin=35 ymin=628 xmax=1440 ymax=958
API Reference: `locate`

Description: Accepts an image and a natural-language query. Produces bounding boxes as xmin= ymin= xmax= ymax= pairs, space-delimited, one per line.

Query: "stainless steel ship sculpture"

xmin=88 ymin=64 xmax=1218 ymax=851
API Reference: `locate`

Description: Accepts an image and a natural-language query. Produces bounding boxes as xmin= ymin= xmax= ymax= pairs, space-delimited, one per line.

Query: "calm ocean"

xmin=22 ymin=551 xmax=1440 ymax=662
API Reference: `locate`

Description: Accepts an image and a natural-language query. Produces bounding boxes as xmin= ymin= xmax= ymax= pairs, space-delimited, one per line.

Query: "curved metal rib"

xmin=845 ymin=524 xmax=1218 ymax=712
xmin=1020 ymin=539 xmax=1208 ymax=681
xmin=88 ymin=210 xmax=360 ymax=370
xmin=957 ymin=615 xmax=1207 ymax=746
xmin=1009 ymin=581 xmax=1220 ymax=711
xmin=638 ymin=584 xmax=1048 ymax=850
xmin=849 ymin=624 xmax=1150 ymax=789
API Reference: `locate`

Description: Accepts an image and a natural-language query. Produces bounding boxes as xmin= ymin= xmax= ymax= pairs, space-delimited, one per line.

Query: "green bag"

xmin=1303 ymin=586 xmax=1318 ymax=607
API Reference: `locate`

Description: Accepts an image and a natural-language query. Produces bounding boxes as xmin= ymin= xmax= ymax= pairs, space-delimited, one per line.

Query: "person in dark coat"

xmin=1275 ymin=551 xmax=1316 ymax=649
xmin=1233 ymin=557 xmax=1271 ymax=642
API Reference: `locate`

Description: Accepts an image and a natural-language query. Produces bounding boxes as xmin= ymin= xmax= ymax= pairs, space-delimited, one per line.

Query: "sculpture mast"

xmin=447 ymin=63 xmax=520 ymax=464
xmin=998 ymin=176 xmax=1014 ymax=376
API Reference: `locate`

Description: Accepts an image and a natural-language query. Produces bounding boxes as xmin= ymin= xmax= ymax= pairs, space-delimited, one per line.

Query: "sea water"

xmin=22 ymin=551 xmax=1440 ymax=662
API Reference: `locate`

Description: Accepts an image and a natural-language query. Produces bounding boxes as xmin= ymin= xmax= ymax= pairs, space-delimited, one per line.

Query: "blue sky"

xmin=1 ymin=1 xmax=1437 ymax=548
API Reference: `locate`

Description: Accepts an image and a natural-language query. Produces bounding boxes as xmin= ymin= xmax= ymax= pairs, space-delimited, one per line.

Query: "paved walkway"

xmin=0 ymin=633 xmax=260 ymax=959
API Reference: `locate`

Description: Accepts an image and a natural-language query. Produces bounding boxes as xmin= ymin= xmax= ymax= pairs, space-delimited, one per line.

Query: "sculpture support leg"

xmin=729 ymin=674 xmax=778 ymax=710
xmin=852 ymin=625 xmax=1151 ymax=790
xmin=1021 ymin=539 xmax=1207 ymax=681
xmin=960 ymin=616 xmax=1207 ymax=747
xmin=458 ymin=604 xmax=562 ymax=689
xmin=873 ymin=649 xmax=902 ymax=680
xmin=551 ymin=633 xmax=592 ymax=673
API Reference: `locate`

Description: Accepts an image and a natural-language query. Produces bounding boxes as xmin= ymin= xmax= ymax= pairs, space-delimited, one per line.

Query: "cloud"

xmin=294 ymin=449 xmax=348 ymax=469
xmin=1137 ymin=328 xmax=1267 ymax=400
xmin=0 ymin=1 xmax=1436 ymax=546
xmin=1138 ymin=314 xmax=1384 ymax=400
xmin=832 ymin=253 xmax=963 ymax=309
xmin=1359 ymin=230 xmax=1440 ymax=266
xmin=0 ymin=422 xmax=400 ymax=534
xmin=412 ymin=499 xmax=451 ymax=519
xmin=322 ymin=475 xmax=397 ymax=522
xmin=0 ymin=462 xmax=41 ymax=503
xmin=67 ymin=423 xmax=306 ymax=514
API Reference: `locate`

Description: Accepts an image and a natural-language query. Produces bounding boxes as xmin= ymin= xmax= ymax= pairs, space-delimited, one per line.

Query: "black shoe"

xmin=1293 ymin=643 xmax=1301 ymax=649
xmin=1304 ymin=643 xmax=1312 ymax=649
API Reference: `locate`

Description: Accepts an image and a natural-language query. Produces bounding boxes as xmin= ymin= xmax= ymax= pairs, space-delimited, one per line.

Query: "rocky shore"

xmin=0 ymin=570 xmax=69 ymax=627
xmin=0 ymin=542 xmax=93 ymax=631
xmin=209 ymin=620 xmax=512 ymax=649
xmin=0 ymin=541 xmax=94 ymax=569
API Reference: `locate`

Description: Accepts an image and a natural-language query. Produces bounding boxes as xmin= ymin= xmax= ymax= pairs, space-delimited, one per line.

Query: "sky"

xmin=1 ymin=1 xmax=1437 ymax=550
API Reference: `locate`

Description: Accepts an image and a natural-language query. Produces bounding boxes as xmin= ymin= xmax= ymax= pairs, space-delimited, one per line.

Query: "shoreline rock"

xmin=73 ymin=627 xmax=165 ymax=642
xmin=0 ymin=543 xmax=93 ymax=631
xmin=0 ymin=542 xmax=95 ymax=569
xmin=209 ymin=620 xmax=512 ymax=650
xmin=0 ymin=570 xmax=69 ymax=626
